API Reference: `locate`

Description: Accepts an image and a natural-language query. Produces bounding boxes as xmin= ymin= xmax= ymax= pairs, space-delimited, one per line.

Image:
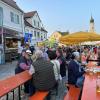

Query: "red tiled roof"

xmin=24 ymin=11 xmax=37 ymax=18
xmin=1 ymin=0 xmax=23 ymax=12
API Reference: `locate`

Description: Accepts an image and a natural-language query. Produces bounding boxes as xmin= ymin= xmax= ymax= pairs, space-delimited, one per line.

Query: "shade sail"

xmin=60 ymin=31 xmax=100 ymax=44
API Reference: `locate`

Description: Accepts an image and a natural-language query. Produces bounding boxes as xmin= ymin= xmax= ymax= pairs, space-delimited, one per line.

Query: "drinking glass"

xmin=96 ymin=76 xmax=100 ymax=93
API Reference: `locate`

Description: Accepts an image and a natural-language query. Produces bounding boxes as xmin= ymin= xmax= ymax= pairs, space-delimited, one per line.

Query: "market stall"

xmin=3 ymin=28 xmax=22 ymax=62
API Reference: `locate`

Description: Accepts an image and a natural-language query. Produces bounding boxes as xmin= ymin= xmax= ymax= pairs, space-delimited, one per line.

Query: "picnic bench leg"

xmin=18 ymin=86 xmax=21 ymax=100
xmin=21 ymin=85 xmax=23 ymax=90
xmin=10 ymin=90 xmax=15 ymax=100
xmin=12 ymin=90 xmax=14 ymax=100
xmin=6 ymin=93 xmax=9 ymax=100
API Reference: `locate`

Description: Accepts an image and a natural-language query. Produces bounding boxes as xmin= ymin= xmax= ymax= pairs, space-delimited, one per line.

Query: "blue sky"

xmin=15 ymin=0 xmax=100 ymax=35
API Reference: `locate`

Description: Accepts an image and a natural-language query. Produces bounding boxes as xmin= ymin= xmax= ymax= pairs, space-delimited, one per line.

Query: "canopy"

xmin=60 ymin=41 xmax=79 ymax=45
xmin=81 ymin=41 xmax=99 ymax=45
xmin=60 ymin=31 xmax=100 ymax=44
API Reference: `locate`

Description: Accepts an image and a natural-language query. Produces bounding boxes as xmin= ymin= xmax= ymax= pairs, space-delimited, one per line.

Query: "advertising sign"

xmin=24 ymin=33 xmax=33 ymax=42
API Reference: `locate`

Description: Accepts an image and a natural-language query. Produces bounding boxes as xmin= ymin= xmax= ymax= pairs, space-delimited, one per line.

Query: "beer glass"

xmin=96 ymin=76 xmax=100 ymax=93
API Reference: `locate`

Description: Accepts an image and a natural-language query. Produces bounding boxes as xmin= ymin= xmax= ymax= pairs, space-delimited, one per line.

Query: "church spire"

xmin=90 ymin=15 xmax=94 ymax=23
xmin=89 ymin=15 xmax=95 ymax=32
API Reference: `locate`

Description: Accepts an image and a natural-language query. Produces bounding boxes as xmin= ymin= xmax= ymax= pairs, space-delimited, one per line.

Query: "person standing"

xmin=56 ymin=48 xmax=67 ymax=93
xmin=48 ymin=50 xmax=61 ymax=81
xmin=15 ymin=50 xmax=35 ymax=96
xmin=48 ymin=50 xmax=67 ymax=100
xmin=56 ymin=48 xmax=66 ymax=78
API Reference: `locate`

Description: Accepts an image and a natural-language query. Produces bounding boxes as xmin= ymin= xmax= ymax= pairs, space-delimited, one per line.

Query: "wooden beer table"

xmin=81 ymin=74 xmax=100 ymax=100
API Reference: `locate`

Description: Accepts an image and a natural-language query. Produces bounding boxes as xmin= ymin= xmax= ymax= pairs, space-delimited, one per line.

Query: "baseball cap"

xmin=26 ymin=50 xmax=32 ymax=55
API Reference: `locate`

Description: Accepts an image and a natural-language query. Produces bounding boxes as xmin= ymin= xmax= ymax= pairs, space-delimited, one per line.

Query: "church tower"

xmin=89 ymin=16 xmax=95 ymax=32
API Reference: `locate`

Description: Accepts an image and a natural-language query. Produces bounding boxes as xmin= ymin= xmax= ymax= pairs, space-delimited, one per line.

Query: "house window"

xmin=38 ymin=22 xmax=39 ymax=27
xmin=37 ymin=32 xmax=40 ymax=38
xmin=45 ymin=34 xmax=47 ymax=39
xmin=10 ymin=12 xmax=19 ymax=24
xmin=15 ymin=15 xmax=19 ymax=24
xmin=10 ymin=12 xmax=14 ymax=22
xmin=34 ymin=31 xmax=36 ymax=37
xmin=44 ymin=34 xmax=45 ymax=39
xmin=34 ymin=20 xmax=36 ymax=26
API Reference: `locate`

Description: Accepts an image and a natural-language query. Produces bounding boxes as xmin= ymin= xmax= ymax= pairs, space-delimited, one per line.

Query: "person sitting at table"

xmin=97 ymin=47 xmax=100 ymax=66
xmin=15 ymin=49 xmax=35 ymax=96
xmin=31 ymin=50 xmax=57 ymax=99
xmin=82 ymin=47 xmax=91 ymax=62
xmin=68 ymin=52 xmax=85 ymax=88
xmin=81 ymin=53 xmax=88 ymax=66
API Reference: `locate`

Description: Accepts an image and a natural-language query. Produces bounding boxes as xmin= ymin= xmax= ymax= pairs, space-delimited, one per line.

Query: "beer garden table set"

xmin=81 ymin=63 xmax=100 ymax=100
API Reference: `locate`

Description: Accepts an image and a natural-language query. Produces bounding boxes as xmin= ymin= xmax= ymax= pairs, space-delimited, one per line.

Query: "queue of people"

xmin=15 ymin=44 xmax=100 ymax=100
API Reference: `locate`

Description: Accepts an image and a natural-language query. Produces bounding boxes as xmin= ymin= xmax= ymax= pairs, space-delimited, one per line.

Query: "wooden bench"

xmin=0 ymin=71 xmax=49 ymax=100
xmin=29 ymin=91 xmax=49 ymax=100
xmin=64 ymin=84 xmax=81 ymax=100
xmin=0 ymin=71 xmax=31 ymax=97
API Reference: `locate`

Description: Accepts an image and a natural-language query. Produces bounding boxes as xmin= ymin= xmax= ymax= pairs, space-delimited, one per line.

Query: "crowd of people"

xmin=15 ymin=43 xmax=100 ymax=100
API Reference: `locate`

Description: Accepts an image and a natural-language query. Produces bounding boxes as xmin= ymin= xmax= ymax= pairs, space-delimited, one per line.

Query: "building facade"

xmin=49 ymin=31 xmax=69 ymax=43
xmin=89 ymin=16 xmax=95 ymax=32
xmin=0 ymin=0 xmax=24 ymax=63
xmin=0 ymin=0 xmax=24 ymax=38
xmin=24 ymin=11 xmax=47 ymax=46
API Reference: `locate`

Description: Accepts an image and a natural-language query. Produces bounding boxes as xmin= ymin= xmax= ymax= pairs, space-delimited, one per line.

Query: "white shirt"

xmin=51 ymin=59 xmax=61 ymax=80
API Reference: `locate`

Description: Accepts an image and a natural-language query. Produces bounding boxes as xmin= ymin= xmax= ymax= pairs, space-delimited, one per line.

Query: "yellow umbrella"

xmin=60 ymin=31 xmax=100 ymax=44
xmin=60 ymin=41 xmax=80 ymax=45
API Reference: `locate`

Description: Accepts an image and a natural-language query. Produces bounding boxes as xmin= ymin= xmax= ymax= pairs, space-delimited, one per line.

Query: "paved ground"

xmin=0 ymin=61 xmax=17 ymax=80
xmin=0 ymin=61 xmax=28 ymax=100
xmin=0 ymin=61 xmax=68 ymax=100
